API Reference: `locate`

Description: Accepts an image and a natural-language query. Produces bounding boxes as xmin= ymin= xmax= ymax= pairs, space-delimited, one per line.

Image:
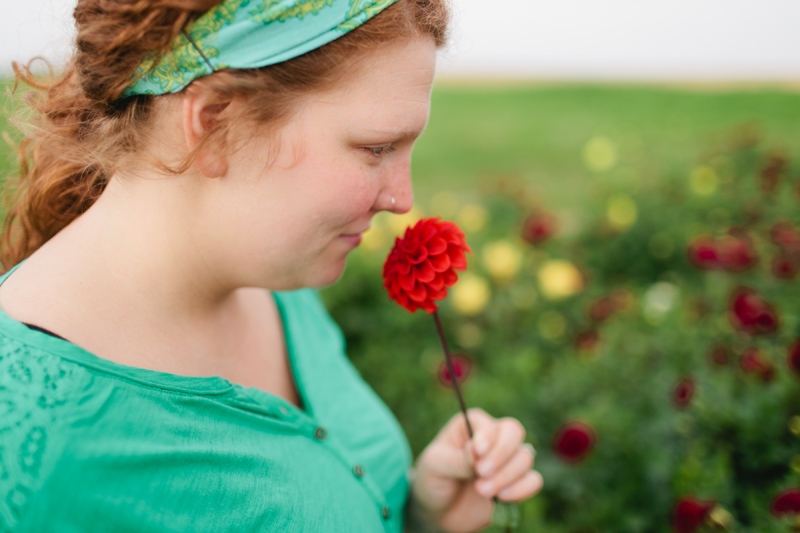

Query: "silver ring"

xmin=391 ymin=196 xmax=396 ymax=207
xmin=521 ymin=443 xmax=536 ymax=458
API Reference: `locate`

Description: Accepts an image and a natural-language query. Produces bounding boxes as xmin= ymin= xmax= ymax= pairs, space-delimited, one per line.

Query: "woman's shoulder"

xmin=0 ymin=333 xmax=99 ymax=530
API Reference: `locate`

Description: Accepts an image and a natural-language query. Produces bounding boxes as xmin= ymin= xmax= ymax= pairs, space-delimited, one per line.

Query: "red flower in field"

xmin=382 ymin=217 xmax=472 ymax=314
xmin=672 ymin=376 xmax=696 ymax=410
xmin=588 ymin=296 xmax=616 ymax=323
xmin=772 ymin=488 xmax=800 ymax=518
xmin=771 ymin=221 xmax=800 ymax=254
xmin=717 ymin=232 xmax=758 ymax=272
xmin=759 ymin=154 xmax=787 ymax=192
xmin=687 ymin=233 xmax=758 ymax=272
xmin=687 ymin=235 xmax=722 ymax=270
xmin=787 ymin=340 xmax=800 ymax=378
xmin=728 ymin=287 xmax=779 ymax=335
xmin=709 ymin=342 xmax=731 ymax=366
xmin=772 ymin=255 xmax=800 ymax=280
xmin=521 ymin=211 xmax=557 ymax=245
xmin=552 ymin=421 xmax=596 ymax=463
xmin=672 ymin=496 xmax=715 ymax=533
xmin=437 ymin=353 xmax=472 ymax=388
xmin=739 ymin=347 xmax=775 ymax=382
xmin=575 ymin=329 xmax=601 ymax=353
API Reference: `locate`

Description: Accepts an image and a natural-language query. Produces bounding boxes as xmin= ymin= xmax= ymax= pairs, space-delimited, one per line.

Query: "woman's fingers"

xmin=474 ymin=417 xmax=526 ymax=479
xmin=474 ymin=445 xmax=535 ymax=499
xmin=495 ymin=470 xmax=544 ymax=502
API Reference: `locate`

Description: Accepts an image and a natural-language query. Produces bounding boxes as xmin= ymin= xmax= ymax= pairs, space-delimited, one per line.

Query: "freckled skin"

xmin=205 ymin=38 xmax=438 ymax=291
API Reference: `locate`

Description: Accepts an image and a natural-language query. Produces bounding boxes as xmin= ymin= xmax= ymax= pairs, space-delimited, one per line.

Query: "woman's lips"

xmin=339 ymin=233 xmax=363 ymax=246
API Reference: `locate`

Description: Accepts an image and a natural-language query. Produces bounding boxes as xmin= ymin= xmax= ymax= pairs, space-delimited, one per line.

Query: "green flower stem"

xmin=431 ymin=310 xmax=518 ymax=532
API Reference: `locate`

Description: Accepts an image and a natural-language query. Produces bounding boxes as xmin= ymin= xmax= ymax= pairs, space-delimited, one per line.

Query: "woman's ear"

xmin=182 ymin=84 xmax=233 ymax=178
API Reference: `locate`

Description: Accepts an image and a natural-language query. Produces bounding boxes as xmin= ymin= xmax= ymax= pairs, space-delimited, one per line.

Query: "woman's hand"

xmin=408 ymin=408 xmax=543 ymax=533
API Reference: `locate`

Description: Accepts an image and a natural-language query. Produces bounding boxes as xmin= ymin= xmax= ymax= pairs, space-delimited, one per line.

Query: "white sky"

xmin=5 ymin=0 xmax=800 ymax=80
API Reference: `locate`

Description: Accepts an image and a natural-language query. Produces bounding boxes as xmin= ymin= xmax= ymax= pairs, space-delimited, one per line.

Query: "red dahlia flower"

xmin=672 ymin=496 xmax=715 ymax=533
xmin=739 ymin=347 xmax=775 ymax=382
xmin=672 ymin=376 xmax=696 ymax=410
xmin=728 ymin=287 xmax=779 ymax=335
xmin=552 ymin=421 xmax=596 ymax=463
xmin=521 ymin=211 xmax=557 ymax=245
xmin=787 ymin=340 xmax=800 ymax=378
xmin=773 ymin=255 xmax=800 ymax=280
xmin=772 ymin=221 xmax=800 ymax=254
xmin=437 ymin=353 xmax=472 ymax=388
xmin=382 ymin=217 xmax=472 ymax=314
xmin=709 ymin=342 xmax=731 ymax=366
xmin=771 ymin=487 xmax=800 ymax=517
xmin=575 ymin=329 xmax=601 ymax=353
xmin=686 ymin=233 xmax=758 ymax=272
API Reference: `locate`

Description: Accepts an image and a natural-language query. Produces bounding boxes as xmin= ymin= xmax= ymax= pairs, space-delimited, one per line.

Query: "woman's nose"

xmin=383 ymin=160 xmax=414 ymax=214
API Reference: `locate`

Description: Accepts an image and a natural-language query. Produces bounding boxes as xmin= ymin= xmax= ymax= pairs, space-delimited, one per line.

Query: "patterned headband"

xmin=123 ymin=0 xmax=398 ymax=97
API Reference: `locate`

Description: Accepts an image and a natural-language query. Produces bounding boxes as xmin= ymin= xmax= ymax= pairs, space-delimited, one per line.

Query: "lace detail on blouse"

xmin=0 ymin=335 xmax=93 ymax=532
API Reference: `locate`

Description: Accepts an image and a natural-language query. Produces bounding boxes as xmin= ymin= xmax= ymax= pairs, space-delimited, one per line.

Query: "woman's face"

xmin=203 ymin=37 xmax=437 ymax=291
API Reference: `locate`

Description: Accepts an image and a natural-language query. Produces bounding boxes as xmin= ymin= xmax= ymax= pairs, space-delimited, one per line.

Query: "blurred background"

xmin=4 ymin=1 xmax=800 ymax=532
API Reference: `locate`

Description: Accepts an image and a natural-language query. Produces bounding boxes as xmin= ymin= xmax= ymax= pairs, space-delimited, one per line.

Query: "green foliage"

xmin=321 ymin=87 xmax=800 ymax=533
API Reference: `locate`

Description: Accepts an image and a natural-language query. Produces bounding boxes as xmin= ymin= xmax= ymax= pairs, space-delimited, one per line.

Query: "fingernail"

xmin=474 ymin=438 xmax=489 ymax=456
xmin=498 ymin=488 xmax=511 ymax=499
xmin=475 ymin=479 xmax=494 ymax=498
xmin=476 ymin=459 xmax=494 ymax=477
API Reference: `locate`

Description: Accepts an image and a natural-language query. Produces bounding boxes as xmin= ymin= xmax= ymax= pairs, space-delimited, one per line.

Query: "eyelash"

xmin=366 ymin=144 xmax=396 ymax=157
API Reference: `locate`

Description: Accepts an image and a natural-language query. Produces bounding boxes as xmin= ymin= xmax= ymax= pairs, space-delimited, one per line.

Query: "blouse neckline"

xmin=0 ymin=260 xmax=308 ymax=412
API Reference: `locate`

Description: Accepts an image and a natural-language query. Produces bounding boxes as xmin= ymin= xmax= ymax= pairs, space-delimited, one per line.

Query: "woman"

xmin=0 ymin=0 xmax=543 ymax=531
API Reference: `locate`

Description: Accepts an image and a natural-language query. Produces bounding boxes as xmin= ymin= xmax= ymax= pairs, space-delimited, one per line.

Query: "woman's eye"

xmin=365 ymin=144 xmax=396 ymax=157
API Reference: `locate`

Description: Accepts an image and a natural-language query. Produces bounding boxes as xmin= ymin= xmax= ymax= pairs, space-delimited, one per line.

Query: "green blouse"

xmin=0 ymin=261 xmax=412 ymax=532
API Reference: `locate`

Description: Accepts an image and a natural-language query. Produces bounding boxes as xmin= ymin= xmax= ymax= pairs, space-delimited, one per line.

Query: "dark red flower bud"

xmin=588 ymin=296 xmax=617 ymax=323
xmin=687 ymin=235 xmax=722 ymax=270
xmin=728 ymin=287 xmax=780 ymax=335
xmin=771 ymin=487 xmax=800 ymax=517
xmin=772 ymin=255 xmax=800 ymax=280
xmin=759 ymin=154 xmax=787 ymax=192
xmin=575 ymin=329 xmax=601 ymax=353
xmin=521 ymin=211 xmax=558 ymax=245
xmin=739 ymin=347 xmax=776 ymax=382
xmin=437 ymin=353 xmax=472 ymax=388
xmin=787 ymin=340 xmax=800 ymax=378
xmin=672 ymin=376 xmax=696 ymax=410
xmin=771 ymin=221 xmax=800 ymax=254
xmin=672 ymin=496 xmax=715 ymax=533
xmin=382 ymin=217 xmax=472 ymax=314
xmin=718 ymin=232 xmax=758 ymax=272
xmin=552 ymin=421 xmax=596 ymax=463
xmin=709 ymin=342 xmax=731 ymax=366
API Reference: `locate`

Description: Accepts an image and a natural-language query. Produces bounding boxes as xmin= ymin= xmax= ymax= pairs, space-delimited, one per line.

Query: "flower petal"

xmin=399 ymin=272 xmax=416 ymax=292
xmin=408 ymin=282 xmax=429 ymax=303
xmin=415 ymin=260 xmax=436 ymax=283
xmin=429 ymin=252 xmax=451 ymax=273
xmin=426 ymin=236 xmax=448 ymax=256
xmin=443 ymin=270 xmax=459 ymax=287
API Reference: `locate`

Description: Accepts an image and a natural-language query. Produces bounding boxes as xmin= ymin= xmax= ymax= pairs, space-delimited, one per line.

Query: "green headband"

xmin=122 ymin=0 xmax=398 ymax=97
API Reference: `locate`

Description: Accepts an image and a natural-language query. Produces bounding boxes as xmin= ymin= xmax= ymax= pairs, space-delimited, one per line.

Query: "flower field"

xmin=320 ymin=84 xmax=800 ymax=532
xmin=2 ymin=82 xmax=800 ymax=532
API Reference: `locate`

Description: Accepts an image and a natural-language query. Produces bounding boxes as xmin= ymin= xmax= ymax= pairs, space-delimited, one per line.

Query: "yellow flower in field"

xmin=789 ymin=415 xmax=800 ymax=436
xmin=360 ymin=225 xmax=389 ymax=252
xmin=451 ymin=273 xmax=490 ymax=316
xmin=482 ymin=240 xmax=523 ymax=281
xmin=690 ymin=165 xmax=719 ymax=196
xmin=387 ymin=207 xmax=425 ymax=235
xmin=607 ymin=194 xmax=637 ymax=230
xmin=537 ymin=260 xmax=584 ymax=300
xmin=583 ymin=136 xmax=618 ymax=172
xmin=456 ymin=203 xmax=489 ymax=233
